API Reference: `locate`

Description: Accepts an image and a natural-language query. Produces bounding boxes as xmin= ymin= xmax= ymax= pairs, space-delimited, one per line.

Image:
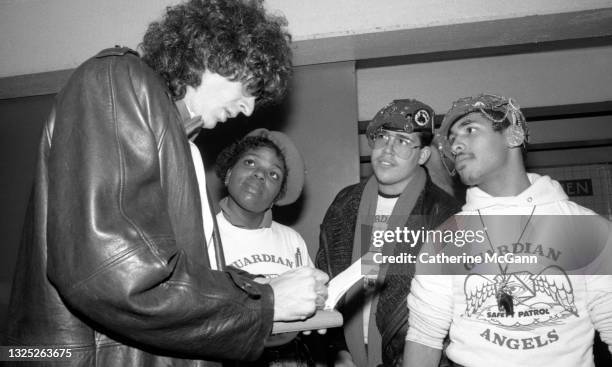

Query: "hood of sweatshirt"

xmin=462 ymin=173 xmax=569 ymax=212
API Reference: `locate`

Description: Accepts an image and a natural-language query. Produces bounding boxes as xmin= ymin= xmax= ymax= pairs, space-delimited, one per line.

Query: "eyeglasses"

xmin=368 ymin=130 xmax=421 ymax=158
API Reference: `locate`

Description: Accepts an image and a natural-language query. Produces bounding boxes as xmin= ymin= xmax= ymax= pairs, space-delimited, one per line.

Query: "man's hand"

xmin=269 ymin=267 xmax=329 ymax=321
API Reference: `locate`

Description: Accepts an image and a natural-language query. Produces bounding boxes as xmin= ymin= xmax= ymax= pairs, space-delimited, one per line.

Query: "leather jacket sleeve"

xmin=44 ymin=49 xmax=274 ymax=361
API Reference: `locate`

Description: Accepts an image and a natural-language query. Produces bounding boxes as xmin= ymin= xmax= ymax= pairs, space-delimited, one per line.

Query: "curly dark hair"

xmin=216 ymin=136 xmax=288 ymax=202
xmin=140 ymin=0 xmax=292 ymax=106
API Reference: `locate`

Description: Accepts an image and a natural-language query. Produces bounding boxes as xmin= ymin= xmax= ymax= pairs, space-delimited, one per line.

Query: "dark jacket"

xmin=6 ymin=48 xmax=274 ymax=366
xmin=316 ymin=175 xmax=460 ymax=366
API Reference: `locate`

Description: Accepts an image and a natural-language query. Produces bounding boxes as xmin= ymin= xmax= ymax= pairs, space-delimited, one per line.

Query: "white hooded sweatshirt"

xmin=406 ymin=174 xmax=612 ymax=367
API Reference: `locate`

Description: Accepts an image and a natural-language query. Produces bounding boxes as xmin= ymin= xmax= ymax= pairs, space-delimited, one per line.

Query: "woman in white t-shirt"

xmin=214 ymin=128 xmax=314 ymax=367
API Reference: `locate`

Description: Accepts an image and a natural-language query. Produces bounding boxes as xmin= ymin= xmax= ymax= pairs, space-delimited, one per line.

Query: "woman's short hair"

xmin=141 ymin=0 xmax=292 ymax=106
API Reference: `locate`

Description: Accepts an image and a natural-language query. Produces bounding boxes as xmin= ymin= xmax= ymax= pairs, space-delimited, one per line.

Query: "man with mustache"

xmin=402 ymin=94 xmax=612 ymax=367
xmin=316 ymin=99 xmax=459 ymax=366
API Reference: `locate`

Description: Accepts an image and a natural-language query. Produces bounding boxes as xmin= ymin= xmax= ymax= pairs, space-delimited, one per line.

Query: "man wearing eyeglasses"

xmin=316 ymin=99 xmax=460 ymax=367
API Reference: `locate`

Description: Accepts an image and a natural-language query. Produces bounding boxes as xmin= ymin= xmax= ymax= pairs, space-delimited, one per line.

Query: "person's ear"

xmin=224 ymin=169 xmax=232 ymax=186
xmin=418 ymin=146 xmax=431 ymax=165
xmin=505 ymin=125 xmax=525 ymax=147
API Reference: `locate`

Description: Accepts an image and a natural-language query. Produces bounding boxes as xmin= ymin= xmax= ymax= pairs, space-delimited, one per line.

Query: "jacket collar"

xmin=175 ymin=99 xmax=204 ymax=141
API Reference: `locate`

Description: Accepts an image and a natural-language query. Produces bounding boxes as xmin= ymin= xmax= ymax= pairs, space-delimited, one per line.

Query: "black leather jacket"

xmin=6 ymin=47 xmax=274 ymax=366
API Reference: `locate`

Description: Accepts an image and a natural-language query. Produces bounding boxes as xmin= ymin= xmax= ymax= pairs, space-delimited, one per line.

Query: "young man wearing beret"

xmin=316 ymin=99 xmax=460 ymax=367
xmin=403 ymin=94 xmax=612 ymax=367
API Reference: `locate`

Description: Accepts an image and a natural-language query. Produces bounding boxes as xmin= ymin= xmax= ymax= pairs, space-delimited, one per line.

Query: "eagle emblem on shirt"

xmin=463 ymin=265 xmax=578 ymax=329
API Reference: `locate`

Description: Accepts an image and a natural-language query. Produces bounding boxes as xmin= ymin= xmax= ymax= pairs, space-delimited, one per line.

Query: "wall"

xmin=266 ymin=0 xmax=612 ymax=40
xmin=274 ymin=62 xmax=359 ymax=252
xmin=2 ymin=0 xmax=611 ymax=77
xmin=0 ymin=94 xmax=53 ymax=327
xmin=357 ymin=45 xmax=612 ymax=119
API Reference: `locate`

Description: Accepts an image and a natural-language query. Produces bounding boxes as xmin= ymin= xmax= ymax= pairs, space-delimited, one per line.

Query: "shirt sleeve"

xmin=586 ymin=219 xmax=612 ymax=353
xmin=586 ymin=275 xmax=612 ymax=353
xmin=406 ymin=274 xmax=454 ymax=349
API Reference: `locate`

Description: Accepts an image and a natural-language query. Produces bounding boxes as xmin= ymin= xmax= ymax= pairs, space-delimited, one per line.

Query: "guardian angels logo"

xmin=464 ymin=265 xmax=578 ymax=329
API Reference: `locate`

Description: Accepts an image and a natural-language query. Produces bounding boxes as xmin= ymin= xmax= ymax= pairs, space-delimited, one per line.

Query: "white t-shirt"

xmin=363 ymin=194 xmax=398 ymax=343
xmin=214 ymin=212 xmax=313 ymax=278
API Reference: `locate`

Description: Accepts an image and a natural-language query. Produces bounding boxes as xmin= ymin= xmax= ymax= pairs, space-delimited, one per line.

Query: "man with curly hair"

xmin=6 ymin=1 xmax=328 ymax=366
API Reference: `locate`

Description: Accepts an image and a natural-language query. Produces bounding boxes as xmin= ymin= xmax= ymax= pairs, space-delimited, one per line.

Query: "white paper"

xmin=324 ymin=259 xmax=365 ymax=310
